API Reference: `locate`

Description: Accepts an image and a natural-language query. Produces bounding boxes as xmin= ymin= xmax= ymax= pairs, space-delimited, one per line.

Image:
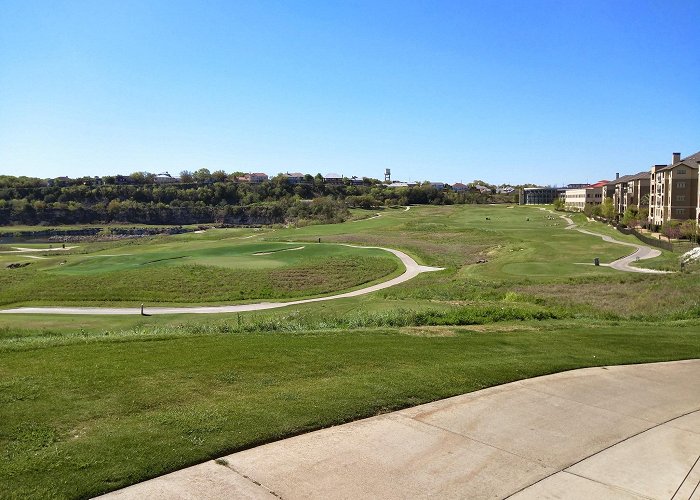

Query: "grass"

xmin=1 ymin=203 xmax=699 ymax=499
xmin=1 ymin=322 xmax=699 ymax=499
xmin=0 ymin=239 xmax=401 ymax=306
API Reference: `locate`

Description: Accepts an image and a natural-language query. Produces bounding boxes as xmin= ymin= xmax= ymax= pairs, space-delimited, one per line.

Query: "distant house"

xmin=113 ymin=175 xmax=134 ymax=185
xmin=283 ymin=172 xmax=306 ymax=184
xmin=497 ymin=186 xmax=515 ymax=194
xmin=386 ymin=181 xmax=417 ymax=188
xmin=473 ymin=184 xmax=492 ymax=194
xmin=47 ymin=176 xmax=71 ymax=187
xmin=452 ymin=182 xmax=468 ymax=192
xmin=248 ymin=172 xmax=268 ymax=184
xmin=154 ymin=172 xmax=180 ymax=184
xmin=429 ymin=182 xmax=445 ymax=190
xmin=324 ymin=173 xmax=344 ymax=185
xmin=349 ymin=176 xmax=364 ymax=186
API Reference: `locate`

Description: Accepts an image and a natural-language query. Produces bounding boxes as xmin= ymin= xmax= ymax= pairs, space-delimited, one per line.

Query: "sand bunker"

xmin=253 ymin=246 xmax=305 ymax=256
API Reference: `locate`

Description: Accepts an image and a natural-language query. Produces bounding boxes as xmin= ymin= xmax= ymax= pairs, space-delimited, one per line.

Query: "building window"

xmin=677 ymin=195 xmax=685 ymax=202
xmin=677 ymin=182 xmax=686 ymax=188
xmin=677 ymin=169 xmax=687 ymax=175
xmin=676 ymin=208 xmax=685 ymax=215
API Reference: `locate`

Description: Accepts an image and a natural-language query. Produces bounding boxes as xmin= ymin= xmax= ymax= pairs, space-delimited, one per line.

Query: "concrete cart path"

xmin=97 ymin=359 xmax=700 ymax=500
xmin=0 ymin=245 xmax=443 ymax=315
xmin=541 ymin=208 xmax=669 ymax=274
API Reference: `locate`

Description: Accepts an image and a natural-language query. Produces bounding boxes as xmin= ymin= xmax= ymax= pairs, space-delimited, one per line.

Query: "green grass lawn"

xmin=0 ymin=237 xmax=401 ymax=306
xmin=2 ymin=322 xmax=699 ymax=499
xmin=1 ymin=203 xmax=698 ymax=499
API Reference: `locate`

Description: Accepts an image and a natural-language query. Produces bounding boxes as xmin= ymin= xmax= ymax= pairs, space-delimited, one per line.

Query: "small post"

xmin=594 ymin=257 xmax=600 ymax=266
xmin=140 ymin=303 xmax=145 ymax=316
xmin=318 ymin=238 xmax=321 ymax=243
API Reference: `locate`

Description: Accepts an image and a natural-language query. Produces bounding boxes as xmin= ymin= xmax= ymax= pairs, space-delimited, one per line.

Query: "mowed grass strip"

xmin=1 ymin=324 xmax=699 ymax=498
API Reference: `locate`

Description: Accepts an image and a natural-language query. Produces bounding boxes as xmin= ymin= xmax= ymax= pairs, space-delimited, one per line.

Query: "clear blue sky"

xmin=1 ymin=0 xmax=698 ymax=185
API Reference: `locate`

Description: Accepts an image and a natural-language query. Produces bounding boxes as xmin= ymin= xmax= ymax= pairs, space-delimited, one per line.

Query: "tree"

xmin=600 ymin=198 xmax=615 ymax=220
xmin=179 ymin=171 xmax=194 ymax=183
xmin=193 ymin=168 xmax=212 ymax=184
xmin=211 ymin=170 xmax=228 ymax=183
xmin=621 ymin=206 xmax=639 ymax=226
xmin=679 ymin=220 xmax=698 ymax=242
xmin=660 ymin=220 xmax=682 ymax=240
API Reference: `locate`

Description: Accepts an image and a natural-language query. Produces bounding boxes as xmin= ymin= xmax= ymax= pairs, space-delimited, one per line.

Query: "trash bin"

xmin=594 ymin=258 xmax=600 ymax=266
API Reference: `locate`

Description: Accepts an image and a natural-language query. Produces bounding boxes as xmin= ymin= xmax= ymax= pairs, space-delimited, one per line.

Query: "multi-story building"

xmin=248 ymin=172 xmax=269 ymax=184
xmin=283 ymin=172 xmax=306 ymax=184
xmin=323 ymin=173 xmax=344 ymax=185
xmin=564 ymin=180 xmax=609 ymax=211
xmin=648 ymin=152 xmax=700 ymax=227
xmin=623 ymin=172 xmax=651 ymax=215
xmin=610 ymin=172 xmax=650 ymax=217
xmin=521 ymin=187 xmax=562 ymax=205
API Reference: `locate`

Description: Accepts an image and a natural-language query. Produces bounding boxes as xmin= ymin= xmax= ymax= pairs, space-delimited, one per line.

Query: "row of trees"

xmin=0 ymin=175 xmax=516 ymax=226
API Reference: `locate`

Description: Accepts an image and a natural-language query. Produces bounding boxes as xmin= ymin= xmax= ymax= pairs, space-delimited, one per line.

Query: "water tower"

xmin=384 ymin=168 xmax=391 ymax=183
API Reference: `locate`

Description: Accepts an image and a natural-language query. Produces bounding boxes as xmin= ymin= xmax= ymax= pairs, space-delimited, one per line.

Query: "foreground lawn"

xmin=1 ymin=322 xmax=699 ymax=499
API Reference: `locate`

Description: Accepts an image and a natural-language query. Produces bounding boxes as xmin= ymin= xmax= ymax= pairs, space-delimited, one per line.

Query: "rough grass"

xmin=0 ymin=254 xmax=399 ymax=306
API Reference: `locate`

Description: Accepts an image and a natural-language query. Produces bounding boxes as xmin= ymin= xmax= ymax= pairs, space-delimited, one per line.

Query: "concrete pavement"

xmin=97 ymin=359 xmax=700 ymax=499
xmin=543 ymin=208 xmax=669 ymax=274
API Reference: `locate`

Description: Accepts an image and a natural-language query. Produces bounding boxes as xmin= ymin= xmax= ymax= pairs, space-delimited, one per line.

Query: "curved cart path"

xmin=0 ymin=245 xmax=443 ymax=316
xmin=541 ymin=209 xmax=669 ymax=274
xmin=98 ymin=359 xmax=700 ymax=500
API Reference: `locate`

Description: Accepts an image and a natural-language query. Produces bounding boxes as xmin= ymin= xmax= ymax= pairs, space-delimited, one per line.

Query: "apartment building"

xmin=610 ymin=172 xmax=650 ymax=217
xmin=564 ymin=180 xmax=609 ymax=211
xmin=521 ymin=187 xmax=563 ymax=205
xmin=648 ymin=152 xmax=700 ymax=227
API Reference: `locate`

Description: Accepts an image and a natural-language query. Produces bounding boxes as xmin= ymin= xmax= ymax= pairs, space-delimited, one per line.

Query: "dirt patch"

xmin=6 ymin=262 xmax=31 ymax=269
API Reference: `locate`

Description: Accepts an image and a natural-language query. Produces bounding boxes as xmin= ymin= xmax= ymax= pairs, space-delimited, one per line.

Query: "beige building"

xmin=648 ymin=152 xmax=700 ymax=227
xmin=564 ymin=180 xmax=609 ymax=211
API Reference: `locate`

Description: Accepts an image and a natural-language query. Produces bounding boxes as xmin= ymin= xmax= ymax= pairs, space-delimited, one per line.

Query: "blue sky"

xmin=1 ymin=0 xmax=698 ymax=185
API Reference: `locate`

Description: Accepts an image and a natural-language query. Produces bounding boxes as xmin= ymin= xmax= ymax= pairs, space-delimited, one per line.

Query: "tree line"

xmin=0 ymin=173 xmax=515 ymax=226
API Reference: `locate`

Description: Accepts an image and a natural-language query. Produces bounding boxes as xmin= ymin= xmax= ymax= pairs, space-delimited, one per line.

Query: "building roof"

xmin=657 ymin=151 xmax=700 ymax=172
xmin=608 ymin=174 xmax=636 ymax=186
xmin=588 ymin=180 xmax=610 ymax=188
xmin=324 ymin=173 xmax=342 ymax=178
xmin=628 ymin=171 xmax=650 ymax=181
xmin=250 ymin=172 xmax=268 ymax=176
